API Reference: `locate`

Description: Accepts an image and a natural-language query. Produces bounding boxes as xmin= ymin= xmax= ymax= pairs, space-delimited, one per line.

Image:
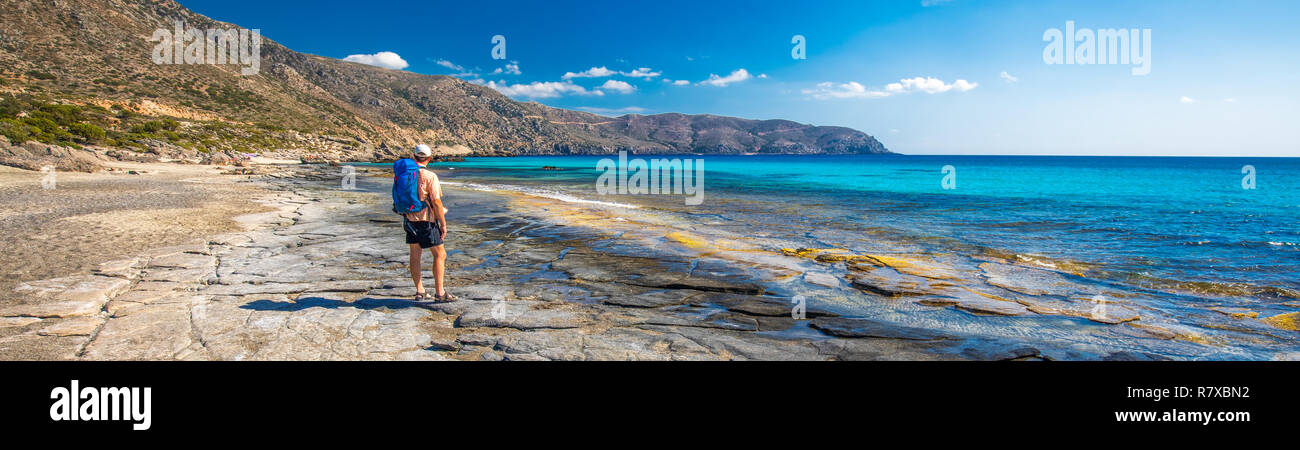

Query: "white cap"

xmin=414 ymin=144 xmax=432 ymax=158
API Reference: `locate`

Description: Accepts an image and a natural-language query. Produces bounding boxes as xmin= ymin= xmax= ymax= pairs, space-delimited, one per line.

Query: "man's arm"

xmin=427 ymin=172 xmax=447 ymax=239
xmin=431 ymin=196 xmax=447 ymax=240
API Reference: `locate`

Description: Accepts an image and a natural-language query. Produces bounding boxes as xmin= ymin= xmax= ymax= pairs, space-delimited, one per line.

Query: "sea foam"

xmin=442 ymin=181 xmax=640 ymax=209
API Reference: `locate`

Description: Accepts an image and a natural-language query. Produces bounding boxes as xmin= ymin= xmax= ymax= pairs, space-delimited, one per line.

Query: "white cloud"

xmin=562 ymin=66 xmax=618 ymax=79
xmin=600 ymin=80 xmax=636 ymax=94
xmin=757 ymin=73 xmax=768 ymax=79
xmin=622 ymin=67 xmax=661 ymax=79
xmin=431 ymin=59 xmax=479 ymax=77
xmin=343 ymin=51 xmax=409 ymax=70
xmin=482 ymin=80 xmax=603 ymax=99
xmin=1000 ymin=71 xmax=1018 ymax=83
xmin=563 ymin=66 xmax=661 ymax=80
xmin=699 ymin=68 xmax=752 ymax=87
xmin=435 ymin=59 xmax=463 ymax=71
xmin=802 ymin=81 xmax=890 ymax=100
xmin=803 ymin=76 xmax=977 ymax=100
xmin=663 ymin=79 xmax=690 ymax=86
xmin=885 ymin=77 xmax=977 ymax=94
xmin=576 ymin=106 xmax=649 ymax=115
xmin=491 ymin=62 xmax=521 ymax=76
xmin=1180 ymin=96 xmax=1196 ymax=104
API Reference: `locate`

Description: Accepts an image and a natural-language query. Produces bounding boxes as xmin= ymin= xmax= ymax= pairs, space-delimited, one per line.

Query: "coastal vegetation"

xmin=0 ymin=94 xmax=303 ymax=154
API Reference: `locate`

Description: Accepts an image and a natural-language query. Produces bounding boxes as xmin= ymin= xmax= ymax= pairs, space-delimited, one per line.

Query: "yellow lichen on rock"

xmin=960 ymin=286 xmax=1014 ymax=303
xmin=668 ymin=232 xmax=756 ymax=253
xmin=666 ymin=231 xmax=709 ymax=250
xmin=782 ymin=248 xmax=968 ymax=282
xmin=814 ymin=253 xmax=878 ymax=264
xmin=1261 ymin=312 xmax=1300 ymax=331
xmin=1209 ymin=308 xmax=1260 ymax=319
xmin=863 ymin=255 xmax=914 ymax=269
xmin=864 ymin=255 xmax=966 ymax=281
xmin=781 ymin=247 xmax=846 ymax=258
xmin=1127 ymin=322 xmax=1215 ymax=345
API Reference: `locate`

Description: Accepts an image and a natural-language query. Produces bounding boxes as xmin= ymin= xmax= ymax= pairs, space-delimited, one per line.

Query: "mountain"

xmin=0 ymin=0 xmax=890 ymax=162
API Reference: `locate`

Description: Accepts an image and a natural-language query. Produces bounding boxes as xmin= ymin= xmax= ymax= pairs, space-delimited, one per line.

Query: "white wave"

xmin=1015 ymin=254 xmax=1058 ymax=269
xmin=442 ymin=181 xmax=640 ymax=209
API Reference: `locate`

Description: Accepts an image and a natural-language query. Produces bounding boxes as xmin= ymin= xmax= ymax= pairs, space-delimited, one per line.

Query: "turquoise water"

xmin=362 ymin=154 xmax=1300 ymax=357
xmin=424 ymin=154 xmax=1300 ymax=295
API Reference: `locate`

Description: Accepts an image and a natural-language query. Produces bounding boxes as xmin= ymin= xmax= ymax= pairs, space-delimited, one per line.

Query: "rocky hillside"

xmin=0 ymin=0 xmax=890 ymax=162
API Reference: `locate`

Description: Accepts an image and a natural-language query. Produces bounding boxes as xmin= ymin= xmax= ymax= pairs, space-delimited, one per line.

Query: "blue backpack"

xmin=392 ymin=158 xmax=427 ymax=214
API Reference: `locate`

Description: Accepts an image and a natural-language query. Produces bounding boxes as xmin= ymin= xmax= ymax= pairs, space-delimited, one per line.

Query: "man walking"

xmin=400 ymin=144 xmax=452 ymax=301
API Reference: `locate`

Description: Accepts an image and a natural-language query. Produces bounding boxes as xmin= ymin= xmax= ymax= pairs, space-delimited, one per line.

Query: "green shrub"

xmin=0 ymin=96 xmax=25 ymax=118
xmin=21 ymin=117 xmax=62 ymax=135
xmin=25 ymin=70 xmax=56 ymax=81
xmin=0 ymin=118 xmax=32 ymax=143
xmin=130 ymin=119 xmax=179 ymax=134
xmin=125 ymin=132 xmax=153 ymax=142
xmin=31 ymin=104 xmax=83 ymax=126
xmin=68 ymin=123 xmax=106 ymax=143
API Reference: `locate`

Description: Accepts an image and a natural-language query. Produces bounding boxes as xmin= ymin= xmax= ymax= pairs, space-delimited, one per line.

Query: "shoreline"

xmin=0 ymin=163 xmax=1014 ymax=360
xmin=1 ymin=161 xmax=1296 ymax=360
xmin=405 ymin=159 xmax=1300 ymax=360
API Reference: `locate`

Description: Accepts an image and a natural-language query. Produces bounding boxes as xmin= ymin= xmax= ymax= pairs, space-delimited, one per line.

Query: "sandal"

xmin=434 ymin=292 xmax=457 ymax=303
xmin=415 ymin=291 xmax=430 ymax=301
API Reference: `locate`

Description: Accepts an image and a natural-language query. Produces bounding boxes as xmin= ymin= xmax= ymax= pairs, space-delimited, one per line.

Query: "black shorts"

xmin=403 ymin=218 xmax=443 ymax=249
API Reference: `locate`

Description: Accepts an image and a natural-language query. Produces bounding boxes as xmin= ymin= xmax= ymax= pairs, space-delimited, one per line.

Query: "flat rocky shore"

xmin=0 ymin=164 xmax=1047 ymax=360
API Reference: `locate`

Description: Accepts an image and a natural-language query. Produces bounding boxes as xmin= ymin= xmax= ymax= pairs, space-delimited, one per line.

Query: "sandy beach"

xmin=0 ymin=163 xmax=269 ymax=294
xmin=0 ymin=161 xmax=272 ymax=359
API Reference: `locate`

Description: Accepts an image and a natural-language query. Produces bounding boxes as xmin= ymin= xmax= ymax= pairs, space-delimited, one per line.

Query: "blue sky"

xmin=179 ymin=0 xmax=1299 ymax=156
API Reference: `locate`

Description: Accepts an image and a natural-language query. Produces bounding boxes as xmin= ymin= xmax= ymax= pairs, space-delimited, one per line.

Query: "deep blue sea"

xmin=375 ymin=154 xmax=1300 ymax=358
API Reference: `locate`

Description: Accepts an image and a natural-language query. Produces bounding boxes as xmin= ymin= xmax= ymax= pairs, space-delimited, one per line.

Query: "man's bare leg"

xmin=432 ymin=244 xmax=446 ymax=297
xmin=409 ymin=243 xmax=425 ymax=296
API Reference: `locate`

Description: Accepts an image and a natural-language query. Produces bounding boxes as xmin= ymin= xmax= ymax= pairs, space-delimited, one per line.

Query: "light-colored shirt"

xmin=403 ymin=168 xmax=445 ymax=222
